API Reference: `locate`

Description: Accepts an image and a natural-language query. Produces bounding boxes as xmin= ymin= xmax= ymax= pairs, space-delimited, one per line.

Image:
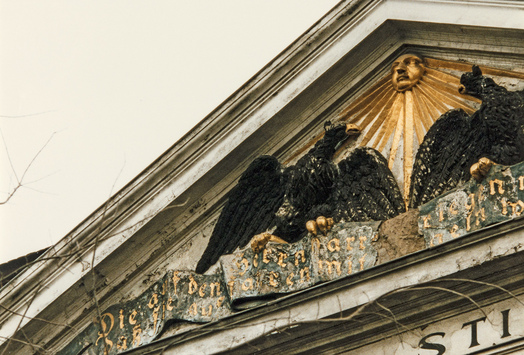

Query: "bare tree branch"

xmin=0 ymin=130 xmax=56 ymax=205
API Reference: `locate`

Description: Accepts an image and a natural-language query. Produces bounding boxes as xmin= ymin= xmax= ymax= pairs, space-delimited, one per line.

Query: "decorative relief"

xmin=60 ymin=160 xmax=524 ymax=354
xmin=60 ymin=57 xmax=524 ymax=353
xmin=419 ymin=161 xmax=524 ymax=247
xmin=336 ymin=56 xmax=524 ymax=202
xmin=60 ymin=222 xmax=380 ymax=354
xmin=59 ymin=272 xmax=231 ymax=355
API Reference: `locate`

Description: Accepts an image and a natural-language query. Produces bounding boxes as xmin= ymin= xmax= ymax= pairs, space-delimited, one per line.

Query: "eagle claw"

xmin=306 ymin=216 xmax=334 ymax=236
xmin=470 ymin=157 xmax=493 ymax=182
xmin=251 ymin=233 xmax=287 ymax=253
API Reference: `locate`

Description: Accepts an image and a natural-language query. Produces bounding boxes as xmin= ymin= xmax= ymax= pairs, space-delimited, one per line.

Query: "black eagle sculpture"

xmin=195 ymin=122 xmax=405 ymax=274
xmin=409 ymin=65 xmax=524 ymax=208
xmin=307 ymin=147 xmax=405 ymax=226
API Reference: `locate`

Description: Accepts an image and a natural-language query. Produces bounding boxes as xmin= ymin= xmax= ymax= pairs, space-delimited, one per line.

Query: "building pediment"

xmin=1 ymin=1 xmax=524 ymax=354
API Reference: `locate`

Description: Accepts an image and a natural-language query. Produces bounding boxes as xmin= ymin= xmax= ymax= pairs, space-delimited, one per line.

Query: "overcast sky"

xmin=0 ymin=1 xmax=339 ymax=263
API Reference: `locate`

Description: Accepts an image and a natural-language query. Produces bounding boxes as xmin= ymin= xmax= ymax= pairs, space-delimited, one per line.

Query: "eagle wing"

xmin=195 ymin=156 xmax=286 ymax=274
xmin=409 ymin=109 xmax=473 ymax=208
xmin=309 ymin=147 xmax=404 ymax=223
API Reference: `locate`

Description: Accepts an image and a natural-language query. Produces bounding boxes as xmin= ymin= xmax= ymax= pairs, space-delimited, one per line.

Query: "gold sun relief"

xmin=285 ymin=55 xmax=524 ymax=207
xmin=334 ymin=55 xmax=492 ymax=205
xmin=391 ymin=54 xmax=426 ymax=92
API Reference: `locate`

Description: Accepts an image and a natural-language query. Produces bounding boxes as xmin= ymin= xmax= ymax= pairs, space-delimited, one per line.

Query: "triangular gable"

xmin=2 ymin=1 xmax=524 ymax=354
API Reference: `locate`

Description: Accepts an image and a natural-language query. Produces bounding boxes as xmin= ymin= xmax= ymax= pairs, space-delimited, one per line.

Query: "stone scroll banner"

xmin=59 ymin=272 xmax=232 ymax=355
xmin=221 ymin=222 xmax=380 ymax=303
xmin=419 ymin=162 xmax=524 ymax=247
xmin=59 ymin=222 xmax=380 ymax=354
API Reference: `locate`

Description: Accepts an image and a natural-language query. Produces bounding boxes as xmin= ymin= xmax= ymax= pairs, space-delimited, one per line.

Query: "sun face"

xmin=284 ymin=55 xmax=524 ymax=207
xmin=335 ymin=56 xmax=490 ymax=205
xmin=391 ymin=54 xmax=425 ymax=92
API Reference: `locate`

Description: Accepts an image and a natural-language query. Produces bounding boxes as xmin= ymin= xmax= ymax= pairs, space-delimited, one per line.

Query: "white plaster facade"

xmin=1 ymin=0 xmax=524 ymax=353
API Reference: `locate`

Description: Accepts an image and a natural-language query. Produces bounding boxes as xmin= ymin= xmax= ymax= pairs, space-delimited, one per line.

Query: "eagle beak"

xmin=345 ymin=123 xmax=361 ymax=136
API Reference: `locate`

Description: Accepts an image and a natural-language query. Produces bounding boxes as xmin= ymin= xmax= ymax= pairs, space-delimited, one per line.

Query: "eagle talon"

xmin=306 ymin=216 xmax=334 ymax=236
xmin=251 ymin=233 xmax=287 ymax=253
xmin=471 ymin=157 xmax=493 ymax=182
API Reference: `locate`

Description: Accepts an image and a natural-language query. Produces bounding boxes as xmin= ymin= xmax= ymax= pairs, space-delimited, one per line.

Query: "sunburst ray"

xmin=289 ymin=56 xmax=524 ymax=203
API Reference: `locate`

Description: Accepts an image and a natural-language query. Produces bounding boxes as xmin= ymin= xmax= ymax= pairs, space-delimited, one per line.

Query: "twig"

xmin=0 ymin=131 xmax=56 ymax=205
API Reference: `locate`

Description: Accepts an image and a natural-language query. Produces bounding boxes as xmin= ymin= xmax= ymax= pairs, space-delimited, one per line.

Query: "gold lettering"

xmin=117 ymin=336 xmax=128 ymax=351
xmin=475 ymin=208 xmax=486 ymax=226
xmin=129 ymin=310 xmax=137 ymax=325
xmin=319 ymin=260 xmax=341 ymax=276
xmin=96 ymin=313 xmax=115 ymax=352
xmin=327 ymin=238 xmax=341 ymax=252
xmin=217 ymin=296 xmax=226 ymax=307
xmin=119 ymin=309 xmax=124 ymax=329
xmin=172 ymin=271 xmax=181 ymax=296
xmin=241 ymin=278 xmax=254 ymax=291
xmin=236 ymin=257 xmax=249 ymax=276
xmin=501 ymin=198 xmax=508 ymax=215
xmin=253 ymin=253 xmax=259 ymax=268
xmin=346 ymin=237 xmax=355 ymax=251
xmin=430 ymin=233 xmax=443 ymax=247
xmin=466 ymin=213 xmax=472 ymax=232
xmin=151 ymin=305 xmax=160 ymax=332
xmin=300 ymin=267 xmax=310 ymax=282
xmin=449 ymin=201 xmax=458 ymax=215
xmin=294 ymin=250 xmax=305 ymax=266
xmin=148 ymin=293 xmax=158 ymax=309
xmin=359 ymin=236 xmax=367 ymax=250
xmin=209 ymin=282 xmax=221 ymax=297
xmin=162 ymin=279 xmax=167 ymax=295
xmin=423 ymin=215 xmax=432 ymax=229
xmin=277 ymin=252 xmax=288 ymax=268
xmin=490 ymin=179 xmax=505 ymax=195
xmin=519 ymin=176 xmax=524 ymax=190
xmin=166 ymin=297 xmax=174 ymax=311
xmin=508 ymin=200 xmax=524 ymax=216
xmin=439 ymin=207 xmax=444 ymax=222
xmin=202 ymin=305 xmax=213 ymax=317
xmin=450 ymin=225 xmax=460 ymax=238
xmin=269 ymin=271 xmax=279 ymax=287
xmin=188 ymin=303 xmax=198 ymax=316
xmin=466 ymin=193 xmax=475 ymax=211
xmin=132 ymin=324 xmax=142 ymax=347
xmin=228 ymin=280 xmax=235 ymax=295
xmin=359 ymin=254 xmax=367 ymax=271
xmin=199 ymin=283 xmax=207 ymax=297
xmin=263 ymin=248 xmax=272 ymax=264
xmin=286 ymin=272 xmax=295 ymax=286
xmin=348 ymin=258 xmax=353 ymax=274
xmin=188 ymin=276 xmax=198 ymax=295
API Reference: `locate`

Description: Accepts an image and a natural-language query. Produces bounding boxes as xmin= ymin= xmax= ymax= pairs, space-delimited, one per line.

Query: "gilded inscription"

xmin=286 ymin=273 xmax=295 ymax=286
xmin=132 ymin=324 xmax=141 ymax=347
xmin=188 ymin=276 xmax=198 ymax=295
xmin=172 ymin=271 xmax=180 ymax=295
xmin=359 ymin=236 xmax=367 ymax=250
xmin=95 ymin=313 xmax=114 ymax=351
xmin=295 ymin=250 xmax=306 ymax=265
xmin=490 ymin=179 xmax=505 ymax=195
xmin=359 ymin=254 xmax=367 ymax=271
xmin=327 ymin=238 xmax=340 ymax=252
xmin=129 ymin=310 xmax=137 ymax=325
xmin=277 ymin=252 xmax=288 ymax=267
xmin=346 ymin=237 xmax=355 ymax=250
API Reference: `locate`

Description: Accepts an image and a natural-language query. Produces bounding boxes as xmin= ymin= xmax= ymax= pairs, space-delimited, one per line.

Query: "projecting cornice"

xmin=1 ymin=0 xmax=524 ymax=353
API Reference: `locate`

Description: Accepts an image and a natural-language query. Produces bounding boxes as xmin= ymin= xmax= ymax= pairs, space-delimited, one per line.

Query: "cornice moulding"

xmin=1 ymin=0 xmax=524 ymax=350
